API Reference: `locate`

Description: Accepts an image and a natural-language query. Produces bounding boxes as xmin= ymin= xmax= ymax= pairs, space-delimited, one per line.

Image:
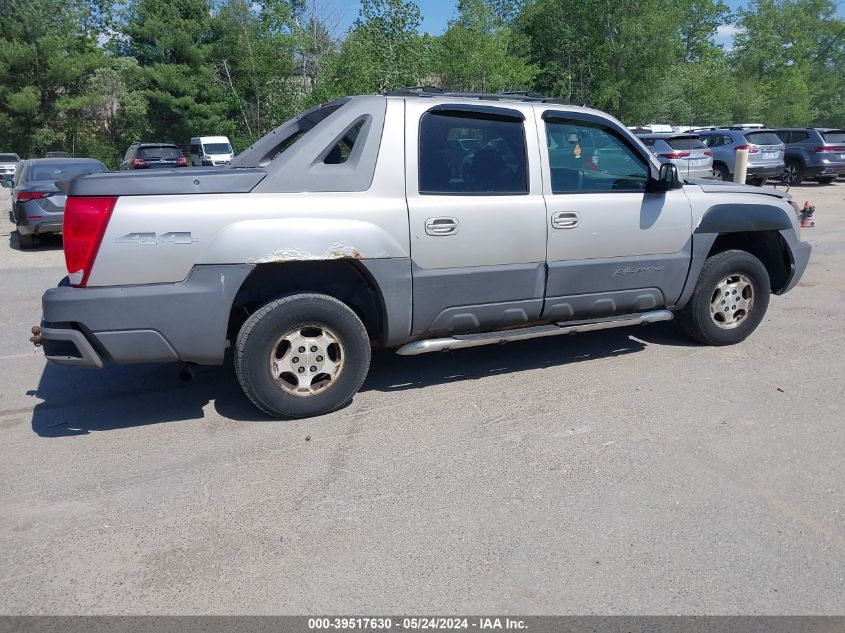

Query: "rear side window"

xmin=822 ymin=131 xmax=845 ymax=143
xmin=419 ymin=110 xmax=528 ymax=195
xmin=744 ymin=132 xmax=782 ymax=145
xmin=28 ymin=162 xmax=107 ymax=181
xmin=790 ymin=131 xmax=809 ymax=143
xmin=324 ymin=121 xmax=364 ymax=165
xmin=137 ymin=146 xmax=181 ymax=159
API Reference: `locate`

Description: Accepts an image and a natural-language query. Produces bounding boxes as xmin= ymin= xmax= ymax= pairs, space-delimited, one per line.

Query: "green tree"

xmin=678 ymin=0 xmax=731 ymax=62
xmin=733 ymin=0 xmax=845 ymax=126
xmin=518 ymin=0 xmax=682 ymax=121
xmin=315 ymin=0 xmax=433 ymax=98
xmin=211 ymin=0 xmax=304 ymax=145
xmin=124 ymin=0 xmax=234 ymax=143
xmin=0 ymin=0 xmax=110 ymax=156
xmin=436 ymin=0 xmax=537 ymax=93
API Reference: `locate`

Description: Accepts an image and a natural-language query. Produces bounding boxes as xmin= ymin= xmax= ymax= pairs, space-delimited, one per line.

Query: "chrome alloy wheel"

xmin=782 ymin=164 xmax=800 ymax=184
xmin=709 ymin=273 xmax=755 ymax=329
xmin=269 ymin=325 xmax=344 ymax=397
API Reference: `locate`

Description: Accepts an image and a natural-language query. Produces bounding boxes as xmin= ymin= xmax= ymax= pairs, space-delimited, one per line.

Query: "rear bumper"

xmin=804 ymin=162 xmax=845 ymax=177
xmin=688 ymin=167 xmax=714 ymax=180
xmin=17 ymin=201 xmax=64 ymax=235
xmin=746 ymin=164 xmax=783 ymax=178
xmin=40 ymin=264 xmax=254 ymax=368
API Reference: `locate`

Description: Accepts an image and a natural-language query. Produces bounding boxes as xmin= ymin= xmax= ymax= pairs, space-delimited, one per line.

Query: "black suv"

xmin=774 ymin=128 xmax=845 ymax=185
xmin=119 ymin=143 xmax=188 ymax=170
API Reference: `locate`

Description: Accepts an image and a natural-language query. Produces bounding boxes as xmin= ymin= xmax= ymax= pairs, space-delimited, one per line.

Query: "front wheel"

xmin=678 ymin=250 xmax=771 ymax=346
xmin=235 ymin=293 xmax=371 ymax=419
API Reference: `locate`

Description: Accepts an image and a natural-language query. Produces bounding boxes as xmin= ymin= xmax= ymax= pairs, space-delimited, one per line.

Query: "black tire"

xmin=712 ymin=164 xmax=730 ymax=181
xmin=17 ymin=232 xmax=35 ymax=249
xmin=235 ymin=293 xmax=371 ymax=419
xmin=782 ymin=160 xmax=804 ymax=185
xmin=815 ymin=176 xmax=836 ymax=185
xmin=677 ymin=250 xmax=771 ymax=346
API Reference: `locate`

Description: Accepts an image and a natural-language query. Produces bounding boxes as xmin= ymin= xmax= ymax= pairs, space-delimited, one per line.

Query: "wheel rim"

xmin=782 ymin=165 xmax=798 ymax=183
xmin=712 ymin=168 xmax=724 ymax=181
xmin=269 ymin=324 xmax=345 ymax=397
xmin=709 ymin=273 xmax=755 ymax=329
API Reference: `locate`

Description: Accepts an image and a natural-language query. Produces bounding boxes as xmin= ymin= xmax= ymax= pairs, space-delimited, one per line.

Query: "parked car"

xmin=0 ymin=153 xmax=20 ymax=181
xmin=119 ymin=143 xmax=188 ymax=170
xmin=774 ymin=128 xmax=845 ymax=185
xmin=1 ymin=158 xmax=107 ymax=248
xmin=696 ymin=128 xmax=785 ymax=185
xmin=189 ymin=136 xmax=234 ymax=166
xmin=636 ymin=133 xmax=713 ymax=179
xmin=45 ymin=151 xmax=71 ymax=158
xmin=35 ymin=89 xmax=810 ymax=419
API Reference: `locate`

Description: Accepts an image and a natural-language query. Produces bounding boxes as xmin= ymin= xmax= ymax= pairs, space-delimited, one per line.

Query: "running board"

xmin=395 ymin=310 xmax=673 ymax=356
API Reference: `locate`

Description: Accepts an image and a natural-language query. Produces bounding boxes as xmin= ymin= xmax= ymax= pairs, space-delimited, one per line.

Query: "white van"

xmin=189 ymin=136 xmax=234 ymax=166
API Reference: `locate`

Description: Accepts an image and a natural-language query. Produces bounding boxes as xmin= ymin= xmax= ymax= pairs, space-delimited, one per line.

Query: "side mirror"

xmin=0 ymin=179 xmax=13 ymax=189
xmin=649 ymin=162 xmax=678 ymax=192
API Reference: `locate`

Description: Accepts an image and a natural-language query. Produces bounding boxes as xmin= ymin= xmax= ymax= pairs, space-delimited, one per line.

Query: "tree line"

xmin=1 ymin=0 xmax=843 ymax=167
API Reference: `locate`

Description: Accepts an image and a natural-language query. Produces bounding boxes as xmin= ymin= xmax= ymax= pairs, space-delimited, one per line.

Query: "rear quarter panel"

xmin=87 ymin=98 xmax=409 ymax=287
xmin=88 ymin=192 xmax=411 ymax=286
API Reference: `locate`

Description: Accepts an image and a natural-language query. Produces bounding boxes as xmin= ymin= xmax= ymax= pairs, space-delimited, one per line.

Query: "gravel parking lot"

xmin=0 ymin=184 xmax=843 ymax=615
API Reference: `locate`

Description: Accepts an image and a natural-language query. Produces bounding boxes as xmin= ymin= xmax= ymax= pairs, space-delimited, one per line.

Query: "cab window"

xmin=545 ymin=118 xmax=649 ymax=193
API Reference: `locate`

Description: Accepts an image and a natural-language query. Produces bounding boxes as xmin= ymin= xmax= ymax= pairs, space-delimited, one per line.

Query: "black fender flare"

xmin=694 ymin=204 xmax=793 ymax=234
xmin=670 ymin=203 xmax=800 ymax=309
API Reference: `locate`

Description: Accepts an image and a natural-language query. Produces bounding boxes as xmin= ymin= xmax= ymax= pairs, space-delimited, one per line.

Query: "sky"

xmin=334 ymin=0 xmax=845 ymax=49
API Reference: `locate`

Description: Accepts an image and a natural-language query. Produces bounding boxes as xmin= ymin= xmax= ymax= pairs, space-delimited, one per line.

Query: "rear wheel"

xmin=17 ymin=232 xmax=35 ymax=249
xmin=712 ymin=164 xmax=730 ymax=181
xmin=782 ymin=161 xmax=804 ymax=185
xmin=678 ymin=250 xmax=771 ymax=346
xmin=815 ymin=176 xmax=836 ymax=185
xmin=235 ymin=293 xmax=371 ymax=419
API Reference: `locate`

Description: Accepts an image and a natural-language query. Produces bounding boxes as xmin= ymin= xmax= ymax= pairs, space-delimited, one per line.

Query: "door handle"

xmin=551 ymin=211 xmax=580 ymax=229
xmin=425 ymin=217 xmax=459 ymax=236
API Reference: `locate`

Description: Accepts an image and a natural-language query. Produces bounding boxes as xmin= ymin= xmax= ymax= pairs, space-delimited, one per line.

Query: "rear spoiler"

xmin=58 ymin=167 xmax=267 ymax=196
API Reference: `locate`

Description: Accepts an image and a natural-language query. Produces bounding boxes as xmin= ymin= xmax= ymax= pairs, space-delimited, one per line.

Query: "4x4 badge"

xmin=117 ymin=232 xmax=197 ymax=245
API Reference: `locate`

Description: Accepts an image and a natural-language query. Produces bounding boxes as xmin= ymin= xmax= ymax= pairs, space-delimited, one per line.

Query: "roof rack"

xmin=385 ymin=86 xmax=571 ymax=105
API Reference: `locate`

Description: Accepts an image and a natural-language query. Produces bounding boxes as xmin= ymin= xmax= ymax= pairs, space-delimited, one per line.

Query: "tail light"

xmin=814 ymin=145 xmax=845 ymax=152
xmin=176 ymin=156 xmax=188 ymax=167
xmin=131 ymin=157 xmax=147 ymax=168
xmin=17 ymin=191 xmax=49 ymax=201
xmin=661 ymin=152 xmax=690 ymax=159
xmin=704 ymin=151 xmax=713 ymax=157
xmin=63 ymin=196 xmax=117 ymax=287
xmin=735 ymin=144 xmax=760 ymax=154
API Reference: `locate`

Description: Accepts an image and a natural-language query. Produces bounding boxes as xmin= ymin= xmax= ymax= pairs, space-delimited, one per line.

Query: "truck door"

xmin=537 ymin=110 xmax=692 ymax=320
xmin=405 ymin=101 xmax=548 ymax=337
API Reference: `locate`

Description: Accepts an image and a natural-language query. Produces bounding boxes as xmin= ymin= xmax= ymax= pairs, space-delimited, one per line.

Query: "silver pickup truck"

xmin=36 ymin=89 xmax=812 ymax=419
